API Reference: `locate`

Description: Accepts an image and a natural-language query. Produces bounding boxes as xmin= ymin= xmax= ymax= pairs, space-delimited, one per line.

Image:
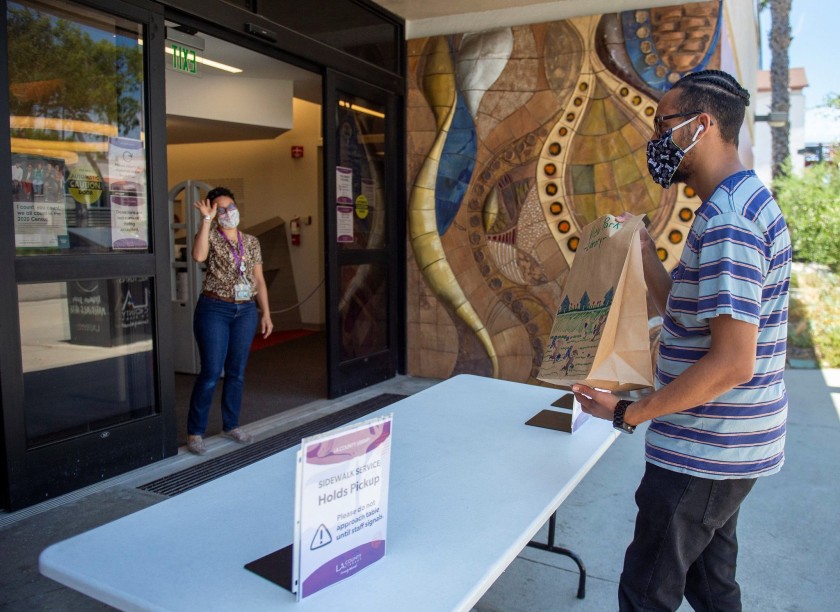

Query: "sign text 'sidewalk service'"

xmin=294 ymin=415 xmax=391 ymax=599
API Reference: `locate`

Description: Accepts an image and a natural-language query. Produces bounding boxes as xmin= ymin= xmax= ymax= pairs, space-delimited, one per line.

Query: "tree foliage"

xmin=6 ymin=5 xmax=144 ymax=137
xmin=774 ymin=162 xmax=840 ymax=272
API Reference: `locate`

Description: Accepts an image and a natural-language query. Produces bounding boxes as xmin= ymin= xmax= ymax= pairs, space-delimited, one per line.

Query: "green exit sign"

xmin=171 ymin=44 xmax=197 ymax=74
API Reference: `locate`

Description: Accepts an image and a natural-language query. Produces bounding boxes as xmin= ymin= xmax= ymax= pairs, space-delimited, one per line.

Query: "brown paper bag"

xmin=538 ymin=214 xmax=653 ymax=391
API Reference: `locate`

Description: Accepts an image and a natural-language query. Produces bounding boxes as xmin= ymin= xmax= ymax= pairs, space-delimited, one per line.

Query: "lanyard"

xmin=218 ymin=228 xmax=246 ymax=274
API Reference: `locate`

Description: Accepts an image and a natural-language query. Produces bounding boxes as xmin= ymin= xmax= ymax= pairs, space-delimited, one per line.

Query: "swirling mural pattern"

xmin=407 ymin=2 xmax=724 ymax=382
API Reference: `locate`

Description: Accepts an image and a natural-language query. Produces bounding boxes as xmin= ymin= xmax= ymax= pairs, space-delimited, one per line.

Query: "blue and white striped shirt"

xmin=647 ymin=170 xmax=792 ymax=479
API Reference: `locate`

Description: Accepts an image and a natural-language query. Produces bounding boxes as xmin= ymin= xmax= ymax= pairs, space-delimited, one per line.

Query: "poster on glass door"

xmin=293 ymin=415 xmax=392 ymax=600
xmin=336 ymin=166 xmax=354 ymax=243
xmin=11 ymin=153 xmax=68 ymax=249
xmin=336 ymin=166 xmax=353 ymax=204
xmin=108 ymin=137 xmax=148 ymax=250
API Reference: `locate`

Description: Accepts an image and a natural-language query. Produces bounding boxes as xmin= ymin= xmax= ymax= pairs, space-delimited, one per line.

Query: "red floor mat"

xmin=250 ymin=329 xmax=315 ymax=352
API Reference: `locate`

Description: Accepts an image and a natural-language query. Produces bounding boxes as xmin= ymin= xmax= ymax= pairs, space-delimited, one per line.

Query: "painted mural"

xmin=406 ymin=1 xmax=724 ymax=383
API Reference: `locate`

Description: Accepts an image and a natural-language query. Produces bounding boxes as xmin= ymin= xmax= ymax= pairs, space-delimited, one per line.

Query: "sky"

xmin=759 ymin=0 xmax=840 ymax=143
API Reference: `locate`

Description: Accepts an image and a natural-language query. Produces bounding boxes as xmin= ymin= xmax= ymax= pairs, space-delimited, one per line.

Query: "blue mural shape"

xmin=621 ymin=1 xmax=722 ymax=92
xmin=435 ymin=93 xmax=477 ymax=236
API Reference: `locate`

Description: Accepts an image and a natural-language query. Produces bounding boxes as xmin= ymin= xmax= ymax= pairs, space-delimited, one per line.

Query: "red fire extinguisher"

xmin=290 ymin=217 xmax=301 ymax=246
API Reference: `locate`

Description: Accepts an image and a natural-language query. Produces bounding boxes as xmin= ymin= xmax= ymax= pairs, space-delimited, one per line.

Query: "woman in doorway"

xmin=187 ymin=186 xmax=273 ymax=455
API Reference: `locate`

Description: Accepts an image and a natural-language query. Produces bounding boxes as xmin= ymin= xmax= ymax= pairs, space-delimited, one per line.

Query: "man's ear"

xmin=692 ymin=114 xmax=715 ymax=143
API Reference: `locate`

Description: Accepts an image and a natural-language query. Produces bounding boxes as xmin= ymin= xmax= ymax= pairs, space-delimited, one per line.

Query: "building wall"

xmin=719 ymin=0 xmax=758 ymax=167
xmin=754 ymin=86 xmax=807 ymax=185
xmin=405 ymin=1 xmax=741 ymax=382
xmin=167 ymin=98 xmax=325 ymax=326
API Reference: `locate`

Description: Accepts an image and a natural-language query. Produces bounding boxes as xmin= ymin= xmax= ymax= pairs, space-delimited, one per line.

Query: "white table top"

xmin=40 ymin=374 xmax=618 ymax=611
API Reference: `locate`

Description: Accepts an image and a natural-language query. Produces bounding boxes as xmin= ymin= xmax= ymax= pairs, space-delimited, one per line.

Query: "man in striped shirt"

xmin=573 ymin=70 xmax=791 ymax=611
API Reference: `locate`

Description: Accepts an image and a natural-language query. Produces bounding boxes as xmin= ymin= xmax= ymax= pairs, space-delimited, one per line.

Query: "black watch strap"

xmin=613 ymin=400 xmax=636 ymax=434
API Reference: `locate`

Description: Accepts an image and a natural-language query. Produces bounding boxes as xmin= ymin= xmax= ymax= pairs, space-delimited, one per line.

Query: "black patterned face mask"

xmin=646 ymin=115 xmax=702 ymax=189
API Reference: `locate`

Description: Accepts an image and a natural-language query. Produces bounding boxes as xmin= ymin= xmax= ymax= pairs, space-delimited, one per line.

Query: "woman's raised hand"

xmin=193 ymin=198 xmax=217 ymax=219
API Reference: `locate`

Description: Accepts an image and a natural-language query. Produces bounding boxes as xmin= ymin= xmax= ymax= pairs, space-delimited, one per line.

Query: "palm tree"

xmin=761 ymin=0 xmax=792 ymax=179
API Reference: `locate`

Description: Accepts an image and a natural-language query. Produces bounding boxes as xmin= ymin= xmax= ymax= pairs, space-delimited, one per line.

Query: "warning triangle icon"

xmin=310 ymin=524 xmax=333 ymax=550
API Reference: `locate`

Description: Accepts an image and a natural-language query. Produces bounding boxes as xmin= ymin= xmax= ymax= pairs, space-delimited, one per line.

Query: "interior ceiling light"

xmin=339 ymin=100 xmax=385 ymax=119
xmin=164 ymin=47 xmax=242 ymax=73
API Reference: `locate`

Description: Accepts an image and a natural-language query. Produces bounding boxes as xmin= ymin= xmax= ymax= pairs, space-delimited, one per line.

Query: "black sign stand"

xmin=245 ymin=544 xmax=295 ymax=592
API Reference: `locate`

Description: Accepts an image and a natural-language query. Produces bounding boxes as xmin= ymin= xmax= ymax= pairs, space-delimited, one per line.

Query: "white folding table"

xmin=40 ymin=374 xmax=618 ymax=611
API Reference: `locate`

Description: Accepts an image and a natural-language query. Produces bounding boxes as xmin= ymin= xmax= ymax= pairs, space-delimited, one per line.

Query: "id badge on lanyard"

xmin=234 ymin=279 xmax=252 ymax=302
xmin=221 ymin=228 xmax=252 ymax=301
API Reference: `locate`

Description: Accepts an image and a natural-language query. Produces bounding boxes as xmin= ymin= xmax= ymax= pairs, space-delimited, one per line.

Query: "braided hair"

xmin=671 ymin=70 xmax=750 ymax=145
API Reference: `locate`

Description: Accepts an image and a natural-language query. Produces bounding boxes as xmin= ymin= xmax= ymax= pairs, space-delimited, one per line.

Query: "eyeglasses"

xmin=653 ymin=109 xmax=703 ymax=134
xmin=217 ymin=203 xmax=237 ymax=216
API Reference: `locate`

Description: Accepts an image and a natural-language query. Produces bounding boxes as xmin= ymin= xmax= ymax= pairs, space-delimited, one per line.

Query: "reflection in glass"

xmin=336 ymin=94 xmax=386 ymax=250
xmin=19 ymin=279 xmax=156 ymax=447
xmin=339 ymin=264 xmax=387 ymax=360
xmin=6 ymin=0 xmax=148 ymax=255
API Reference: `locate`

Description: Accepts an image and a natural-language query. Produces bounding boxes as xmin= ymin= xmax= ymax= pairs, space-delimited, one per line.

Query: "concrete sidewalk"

xmin=1 ymin=369 xmax=838 ymax=611
xmin=476 ymin=367 xmax=840 ymax=611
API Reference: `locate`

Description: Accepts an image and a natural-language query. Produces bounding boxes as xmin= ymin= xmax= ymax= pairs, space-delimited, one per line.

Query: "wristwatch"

xmin=613 ymin=400 xmax=636 ymax=434
xmin=203 ymin=215 xmax=213 ymax=223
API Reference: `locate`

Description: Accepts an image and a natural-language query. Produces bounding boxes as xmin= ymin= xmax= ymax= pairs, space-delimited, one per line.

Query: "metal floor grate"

xmin=138 ymin=393 xmax=406 ymax=497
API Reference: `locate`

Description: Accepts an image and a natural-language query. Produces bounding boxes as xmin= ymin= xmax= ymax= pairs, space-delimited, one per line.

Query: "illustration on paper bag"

xmin=543 ymin=287 xmax=615 ymax=378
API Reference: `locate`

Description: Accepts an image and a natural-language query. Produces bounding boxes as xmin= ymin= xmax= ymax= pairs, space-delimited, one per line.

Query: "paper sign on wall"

xmin=293 ymin=415 xmax=392 ymax=600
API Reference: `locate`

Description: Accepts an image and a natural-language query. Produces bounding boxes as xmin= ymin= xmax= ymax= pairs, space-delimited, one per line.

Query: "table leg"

xmin=526 ymin=512 xmax=586 ymax=599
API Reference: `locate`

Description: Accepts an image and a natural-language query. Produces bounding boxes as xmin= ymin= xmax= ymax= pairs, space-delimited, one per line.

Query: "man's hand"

xmin=571 ymin=384 xmax=620 ymax=422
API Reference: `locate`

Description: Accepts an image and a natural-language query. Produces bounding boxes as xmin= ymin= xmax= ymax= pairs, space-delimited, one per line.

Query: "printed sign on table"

xmin=293 ymin=415 xmax=392 ymax=600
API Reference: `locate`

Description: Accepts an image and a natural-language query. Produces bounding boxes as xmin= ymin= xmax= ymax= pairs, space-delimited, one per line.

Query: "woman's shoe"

xmin=187 ymin=435 xmax=207 ymax=455
xmin=223 ymin=428 xmax=253 ymax=444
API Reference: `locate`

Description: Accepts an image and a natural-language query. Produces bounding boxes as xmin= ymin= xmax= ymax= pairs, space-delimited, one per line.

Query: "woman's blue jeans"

xmin=618 ymin=462 xmax=757 ymax=611
xmin=188 ymin=295 xmax=258 ymax=436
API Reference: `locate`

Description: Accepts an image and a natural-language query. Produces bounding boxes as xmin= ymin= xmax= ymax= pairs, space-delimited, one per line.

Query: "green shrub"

xmin=774 ymin=162 xmax=840 ymax=272
xmin=792 ymin=264 xmax=840 ymax=368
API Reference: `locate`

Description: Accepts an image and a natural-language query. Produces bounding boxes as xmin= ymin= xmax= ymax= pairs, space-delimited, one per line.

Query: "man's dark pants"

xmin=618 ymin=463 xmax=757 ymax=611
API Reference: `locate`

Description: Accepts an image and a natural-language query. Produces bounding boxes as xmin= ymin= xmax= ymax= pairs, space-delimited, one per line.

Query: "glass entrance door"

xmin=324 ymin=71 xmax=400 ymax=397
xmin=1 ymin=0 xmax=173 ymax=509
